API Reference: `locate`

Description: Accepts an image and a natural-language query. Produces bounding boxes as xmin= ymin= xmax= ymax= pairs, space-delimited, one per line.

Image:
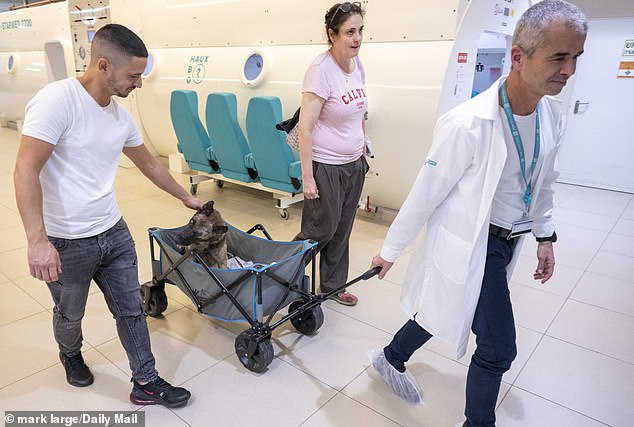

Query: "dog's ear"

xmin=200 ymin=200 xmax=215 ymax=216
xmin=212 ymin=225 xmax=228 ymax=235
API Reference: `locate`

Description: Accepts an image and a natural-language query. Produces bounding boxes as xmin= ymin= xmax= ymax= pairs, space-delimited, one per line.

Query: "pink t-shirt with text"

xmin=302 ymin=51 xmax=368 ymax=165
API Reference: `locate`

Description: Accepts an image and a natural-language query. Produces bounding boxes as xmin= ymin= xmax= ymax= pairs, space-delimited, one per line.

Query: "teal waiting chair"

xmin=169 ymin=90 xmax=220 ymax=175
xmin=246 ymin=96 xmax=302 ymax=194
xmin=205 ymin=92 xmax=258 ymax=182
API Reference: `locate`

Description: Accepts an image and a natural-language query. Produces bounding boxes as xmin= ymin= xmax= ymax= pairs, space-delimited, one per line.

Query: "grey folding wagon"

xmin=141 ymin=222 xmax=379 ymax=373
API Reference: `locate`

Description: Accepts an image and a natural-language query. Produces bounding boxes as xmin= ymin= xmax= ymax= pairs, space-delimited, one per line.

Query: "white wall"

xmin=557 ymin=17 xmax=634 ymax=193
xmin=107 ymin=0 xmax=459 ymax=210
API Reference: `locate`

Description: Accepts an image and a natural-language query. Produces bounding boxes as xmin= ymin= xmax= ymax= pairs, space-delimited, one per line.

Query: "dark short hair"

xmin=324 ymin=2 xmax=365 ymax=45
xmin=93 ymin=24 xmax=148 ymax=58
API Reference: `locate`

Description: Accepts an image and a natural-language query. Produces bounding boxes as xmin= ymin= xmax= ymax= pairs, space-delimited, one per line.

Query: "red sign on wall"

xmin=457 ymin=52 xmax=468 ymax=63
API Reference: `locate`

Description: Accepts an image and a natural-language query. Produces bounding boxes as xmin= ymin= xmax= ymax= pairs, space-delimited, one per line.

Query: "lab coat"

xmin=380 ymin=77 xmax=563 ymax=359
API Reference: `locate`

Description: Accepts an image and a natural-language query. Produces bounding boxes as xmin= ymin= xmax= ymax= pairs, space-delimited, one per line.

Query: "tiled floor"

xmin=1 ymin=125 xmax=633 ymax=426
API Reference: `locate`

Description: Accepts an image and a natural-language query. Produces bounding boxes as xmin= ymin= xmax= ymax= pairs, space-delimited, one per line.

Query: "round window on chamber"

xmin=142 ymin=52 xmax=155 ymax=79
xmin=7 ymin=54 xmax=16 ymax=74
xmin=241 ymin=50 xmax=268 ymax=87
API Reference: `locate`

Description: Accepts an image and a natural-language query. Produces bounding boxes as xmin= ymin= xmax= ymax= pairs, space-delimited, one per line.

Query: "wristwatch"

xmin=536 ymin=231 xmax=557 ymax=243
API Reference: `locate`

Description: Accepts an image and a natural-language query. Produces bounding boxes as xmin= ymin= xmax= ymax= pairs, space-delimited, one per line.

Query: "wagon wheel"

xmin=289 ymin=300 xmax=324 ymax=335
xmin=215 ymin=180 xmax=224 ymax=189
xmin=140 ymin=281 xmax=168 ymax=317
xmin=234 ymin=330 xmax=274 ymax=373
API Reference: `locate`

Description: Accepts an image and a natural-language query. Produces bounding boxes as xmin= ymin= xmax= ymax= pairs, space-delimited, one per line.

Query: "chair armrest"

xmin=205 ymin=146 xmax=217 ymax=162
xmin=288 ymin=161 xmax=302 ymax=180
xmin=244 ymin=152 xmax=257 ymax=170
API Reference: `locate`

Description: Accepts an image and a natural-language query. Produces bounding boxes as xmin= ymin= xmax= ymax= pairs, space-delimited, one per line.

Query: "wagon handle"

xmin=361 ymin=266 xmax=382 ymax=280
xmin=319 ymin=266 xmax=382 ymax=302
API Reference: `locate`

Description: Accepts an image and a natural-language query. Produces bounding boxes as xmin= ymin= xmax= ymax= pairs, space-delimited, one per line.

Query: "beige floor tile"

xmin=302 ymin=392 xmax=401 ymax=427
xmin=0 ymin=311 xmax=59 ymax=388
xmin=555 ymin=221 xmax=610 ymax=251
xmin=497 ymin=386 xmax=608 ymax=427
xmin=547 ymin=299 xmax=634 ymax=364
xmin=600 ymin=232 xmax=634 ymax=258
xmin=553 ymin=206 xmax=618 ymax=232
xmin=0 ymin=281 xmax=46 ymax=327
xmin=588 ymin=250 xmax=634 ymax=284
xmin=274 ymin=307 xmax=392 ymax=390
xmin=0 ymin=348 xmax=138 ymax=411
xmin=344 ymin=348 xmax=468 ymax=427
xmin=322 ymin=268 xmax=408 ymax=335
xmin=0 ymin=193 xmax=18 ymax=211
xmin=97 ymin=307 xmax=236 ymax=385
xmin=558 ymin=187 xmax=631 ymax=218
xmin=0 ymin=224 xmax=28 ymax=253
xmin=613 ymin=218 xmax=634 ymax=237
xmin=174 ymin=358 xmax=338 ymax=427
xmin=0 ymin=204 xmax=25 ymax=230
xmin=620 ymin=198 xmax=634 ymax=221
xmin=515 ymin=336 xmax=634 ymax=426
xmin=0 ymin=247 xmax=31 ymax=281
xmin=571 ymin=272 xmax=634 ymax=317
xmin=12 ymin=275 xmax=55 ymax=310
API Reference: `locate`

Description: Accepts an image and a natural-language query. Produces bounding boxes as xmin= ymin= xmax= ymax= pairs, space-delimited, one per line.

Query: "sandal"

xmin=331 ymin=291 xmax=358 ymax=306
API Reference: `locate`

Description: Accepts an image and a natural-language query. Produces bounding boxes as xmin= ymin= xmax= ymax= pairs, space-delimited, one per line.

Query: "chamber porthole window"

xmin=241 ymin=51 xmax=268 ymax=87
xmin=142 ymin=52 xmax=155 ymax=78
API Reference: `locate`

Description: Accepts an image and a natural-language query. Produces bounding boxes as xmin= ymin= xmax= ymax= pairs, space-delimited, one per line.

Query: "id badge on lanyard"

xmin=500 ymin=79 xmax=540 ymax=240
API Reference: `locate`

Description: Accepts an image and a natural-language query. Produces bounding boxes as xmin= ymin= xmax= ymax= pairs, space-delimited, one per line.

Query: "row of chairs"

xmin=170 ymin=90 xmax=303 ymax=218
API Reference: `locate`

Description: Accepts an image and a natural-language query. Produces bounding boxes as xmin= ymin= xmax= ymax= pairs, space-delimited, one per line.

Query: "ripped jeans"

xmin=47 ymin=218 xmax=158 ymax=383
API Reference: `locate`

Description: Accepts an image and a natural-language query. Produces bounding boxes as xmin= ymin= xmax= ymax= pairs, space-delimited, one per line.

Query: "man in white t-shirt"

xmin=14 ymin=24 xmax=201 ymax=408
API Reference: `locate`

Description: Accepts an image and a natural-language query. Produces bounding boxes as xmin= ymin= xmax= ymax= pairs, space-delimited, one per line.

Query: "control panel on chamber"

xmin=68 ymin=0 xmax=111 ymax=75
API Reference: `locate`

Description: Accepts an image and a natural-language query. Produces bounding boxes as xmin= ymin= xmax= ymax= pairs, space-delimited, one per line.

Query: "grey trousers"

xmin=295 ymin=156 xmax=368 ymax=293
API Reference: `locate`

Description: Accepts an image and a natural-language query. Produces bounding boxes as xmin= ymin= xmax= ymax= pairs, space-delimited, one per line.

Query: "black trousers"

xmin=384 ymin=234 xmax=518 ymax=427
xmin=295 ymin=156 xmax=368 ymax=293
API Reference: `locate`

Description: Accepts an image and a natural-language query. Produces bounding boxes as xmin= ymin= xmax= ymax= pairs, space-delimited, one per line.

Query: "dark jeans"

xmin=47 ymin=218 xmax=158 ymax=383
xmin=384 ymin=234 xmax=518 ymax=427
xmin=295 ymin=157 xmax=368 ymax=293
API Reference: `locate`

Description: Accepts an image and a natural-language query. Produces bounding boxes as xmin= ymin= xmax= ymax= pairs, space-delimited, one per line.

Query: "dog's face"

xmin=174 ymin=201 xmax=228 ymax=249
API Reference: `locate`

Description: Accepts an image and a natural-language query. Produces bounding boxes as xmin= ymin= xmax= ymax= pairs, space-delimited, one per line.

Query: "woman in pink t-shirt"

xmin=294 ymin=2 xmax=369 ymax=306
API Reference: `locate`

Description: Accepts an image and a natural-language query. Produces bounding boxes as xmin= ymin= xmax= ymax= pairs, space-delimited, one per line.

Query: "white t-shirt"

xmin=22 ymin=78 xmax=143 ymax=239
xmin=302 ymin=51 xmax=368 ymax=165
xmin=490 ymin=107 xmax=544 ymax=229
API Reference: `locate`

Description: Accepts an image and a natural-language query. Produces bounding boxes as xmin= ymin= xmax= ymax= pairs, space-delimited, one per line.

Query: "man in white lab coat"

xmin=369 ymin=1 xmax=587 ymax=426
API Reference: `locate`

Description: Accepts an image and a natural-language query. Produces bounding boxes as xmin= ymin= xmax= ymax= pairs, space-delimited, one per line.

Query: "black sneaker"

xmin=59 ymin=351 xmax=94 ymax=387
xmin=130 ymin=377 xmax=191 ymax=408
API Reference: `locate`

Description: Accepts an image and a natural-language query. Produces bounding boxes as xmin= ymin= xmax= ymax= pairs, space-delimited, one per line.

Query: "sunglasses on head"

xmin=329 ymin=2 xmax=362 ymax=28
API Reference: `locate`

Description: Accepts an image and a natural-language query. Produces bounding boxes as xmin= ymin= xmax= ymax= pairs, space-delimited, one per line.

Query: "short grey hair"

xmin=513 ymin=0 xmax=588 ymax=56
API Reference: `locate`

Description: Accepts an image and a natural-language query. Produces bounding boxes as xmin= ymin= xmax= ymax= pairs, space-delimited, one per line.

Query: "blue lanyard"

xmin=500 ymin=79 xmax=540 ymax=214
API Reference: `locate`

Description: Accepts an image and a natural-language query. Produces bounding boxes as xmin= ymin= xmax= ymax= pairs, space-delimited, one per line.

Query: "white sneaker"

xmin=367 ymin=349 xmax=423 ymax=405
